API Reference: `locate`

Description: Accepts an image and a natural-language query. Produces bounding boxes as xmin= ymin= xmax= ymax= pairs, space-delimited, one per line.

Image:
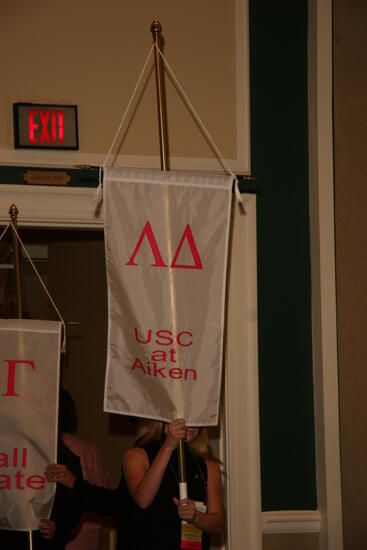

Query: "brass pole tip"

xmin=9 ymin=203 xmax=18 ymax=220
xmin=151 ymin=18 xmax=162 ymax=35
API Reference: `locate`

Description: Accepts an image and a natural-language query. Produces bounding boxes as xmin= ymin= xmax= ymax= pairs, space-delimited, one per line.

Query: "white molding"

xmin=224 ymin=196 xmax=262 ymax=550
xmin=262 ymin=510 xmax=321 ymax=534
xmin=308 ymin=1 xmax=343 ymax=549
xmin=0 ymin=1 xmax=250 ymax=175
xmin=0 ymin=150 xmax=247 ymax=174
xmin=0 ymin=184 xmax=103 ymax=228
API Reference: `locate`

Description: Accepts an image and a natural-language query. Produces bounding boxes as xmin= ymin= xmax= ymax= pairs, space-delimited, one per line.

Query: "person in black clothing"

xmin=123 ymin=418 xmax=225 ymax=549
xmin=46 ymin=418 xmax=225 ymax=550
xmin=45 ymin=454 xmax=132 ymax=549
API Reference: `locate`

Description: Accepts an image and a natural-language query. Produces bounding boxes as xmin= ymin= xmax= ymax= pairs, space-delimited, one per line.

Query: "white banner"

xmin=103 ymin=168 xmax=233 ymax=425
xmin=0 ymin=319 xmax=61 ymax=531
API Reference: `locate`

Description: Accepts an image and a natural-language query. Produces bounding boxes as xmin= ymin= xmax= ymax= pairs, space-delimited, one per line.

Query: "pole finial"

xmin=9 ymin=203 xmax=18 ymax=223
xmin=151 ymin=18 xmax=162 ymax=37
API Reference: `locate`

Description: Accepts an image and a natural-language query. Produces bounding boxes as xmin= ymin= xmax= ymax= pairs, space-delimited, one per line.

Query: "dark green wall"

xmin=249 ymin=0 xmax=317 ymax=510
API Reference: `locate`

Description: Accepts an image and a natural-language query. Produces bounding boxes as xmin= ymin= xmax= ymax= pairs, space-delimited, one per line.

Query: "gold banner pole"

xmin=8 ymin=204 xmax=33 ymax=550
xmin=151 ymin=19 xmax=187 ymax=492
xmin=9 ymin=204 xmax=23 ymax=320
xmin=151 ymin=18 xmax=169 ymax=171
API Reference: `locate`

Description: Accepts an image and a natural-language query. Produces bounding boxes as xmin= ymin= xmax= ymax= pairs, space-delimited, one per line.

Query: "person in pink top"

xmin=59 ymin=390 xmax=109 ymax=550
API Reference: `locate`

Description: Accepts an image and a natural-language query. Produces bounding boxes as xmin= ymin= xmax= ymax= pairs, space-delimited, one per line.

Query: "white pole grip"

xmin=179 ymin=482 xmax=188 ymax=500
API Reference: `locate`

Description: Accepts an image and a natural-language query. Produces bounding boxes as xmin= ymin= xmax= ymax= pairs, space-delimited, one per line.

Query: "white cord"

xmin=97 ymin=42 xmax=242 ymax=203
xmin=8 ymin=223 xmax=67 ymax=352
xmin=156 ymin=45 xmax=242 ymax=202
xmin=94 ymin=44 xmax=155 ymax=205
xmin=0 ymin=223 xmax=10 ymax=242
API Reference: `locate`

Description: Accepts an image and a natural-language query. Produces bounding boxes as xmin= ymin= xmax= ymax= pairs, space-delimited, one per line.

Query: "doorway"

xmin=0 ymin=193 xmax=260 ymax=549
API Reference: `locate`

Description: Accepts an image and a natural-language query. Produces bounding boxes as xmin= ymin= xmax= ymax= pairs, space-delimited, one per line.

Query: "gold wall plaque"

xmin=22 ymin=170 xmax=71 ymax=186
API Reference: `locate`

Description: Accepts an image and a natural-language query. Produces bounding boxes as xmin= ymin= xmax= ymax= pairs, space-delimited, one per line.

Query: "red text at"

xmin=131 ymin=328 xmax=196 ymax=381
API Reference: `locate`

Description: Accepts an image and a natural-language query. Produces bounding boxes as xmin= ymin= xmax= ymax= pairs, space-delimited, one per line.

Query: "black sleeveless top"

xmin=128 ymin=438 xmax=210 ymax=550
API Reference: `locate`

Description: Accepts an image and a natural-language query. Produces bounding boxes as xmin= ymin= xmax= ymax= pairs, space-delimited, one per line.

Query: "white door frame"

xmin=308 ymin=0 xmax=344 ymax=548
xmin=223 ymin=196 xmax=262 ymax=550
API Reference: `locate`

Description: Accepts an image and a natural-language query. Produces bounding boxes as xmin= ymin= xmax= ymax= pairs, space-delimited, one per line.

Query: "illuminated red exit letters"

xmin=28 ymin=109 xmax=64 ymax=144
xmin=13 ymin=103 xmax=78 ymax=150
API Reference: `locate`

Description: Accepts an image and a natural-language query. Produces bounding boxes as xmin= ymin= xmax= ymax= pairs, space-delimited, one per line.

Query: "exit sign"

xmin=13 ymin=103 xmax=78 ymax=150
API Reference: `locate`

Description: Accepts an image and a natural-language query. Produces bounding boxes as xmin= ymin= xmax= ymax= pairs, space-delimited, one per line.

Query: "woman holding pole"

xmin=123 ymin=417 xmax=225 ymax=549
xmin=46 ymin=418 xmax=224 ymax=549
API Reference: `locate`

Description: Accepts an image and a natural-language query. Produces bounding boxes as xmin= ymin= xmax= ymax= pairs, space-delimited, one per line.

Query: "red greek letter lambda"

xmin=2 ymin=360 xmax=35 ymax=397
xmin=171 ymin=224 xmax=203 ymax=270
xmin=126 ymin=221 xmax=168 ymax=267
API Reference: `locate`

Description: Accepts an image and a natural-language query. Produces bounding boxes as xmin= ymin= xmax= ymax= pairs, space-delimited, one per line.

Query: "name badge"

xmin=181 ymin=522 xmax=202 ymax=550
xmin=181 ymin=501 xmax=206 ymax=550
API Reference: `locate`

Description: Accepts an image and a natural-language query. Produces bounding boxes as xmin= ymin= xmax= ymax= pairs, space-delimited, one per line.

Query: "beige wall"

xmin=0 ymin=0 xmax=239 ymax=166
xmin=333 ymin=1 xmax=367 ymax=549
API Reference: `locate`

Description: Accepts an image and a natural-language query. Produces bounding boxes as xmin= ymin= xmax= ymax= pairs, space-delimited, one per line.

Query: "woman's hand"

xmin=164 ymin=419 xmax=186 ymax=451
xmin=173 ymin=497 xmax=197 ymax=524
xmin=38 ymin=518 xmax=56 ymax=540
xmin=45 ymin=463 xmax=76 ymax=489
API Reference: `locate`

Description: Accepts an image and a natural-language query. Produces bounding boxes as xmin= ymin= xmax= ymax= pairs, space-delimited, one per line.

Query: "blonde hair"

xmin=136 ymin=419 xmax=213 ymax=460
